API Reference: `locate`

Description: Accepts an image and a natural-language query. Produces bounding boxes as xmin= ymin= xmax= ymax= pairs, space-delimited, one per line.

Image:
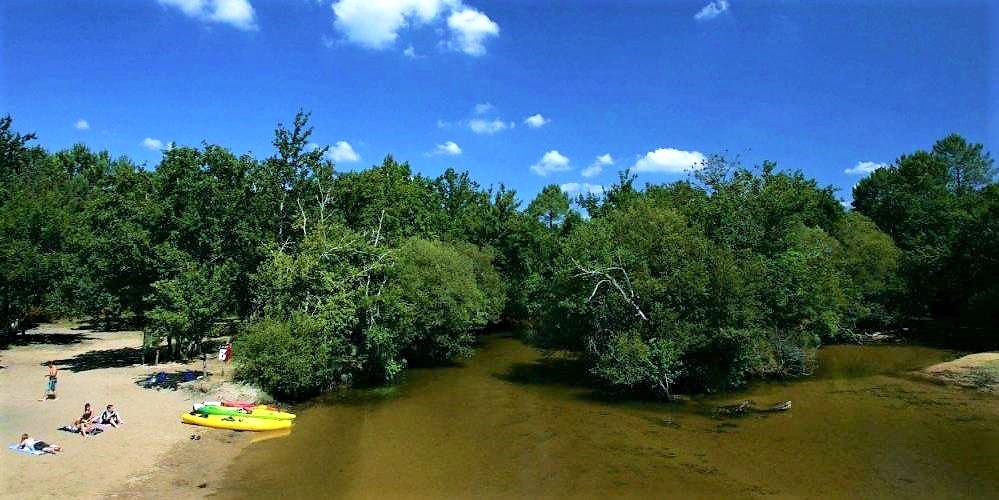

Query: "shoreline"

xmin=916 ymin=352 xmax=999 ymax=392
xmin=0 ymin=324 xmax=257 ymax=499
xmin=3 ymin=325 xmax=993 ymax=498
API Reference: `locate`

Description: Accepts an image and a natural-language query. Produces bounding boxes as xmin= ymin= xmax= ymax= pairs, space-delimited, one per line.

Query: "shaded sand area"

xmin=223 ymin=336 xmax=999 ymax=499
xmin=0 ymin=324 xmax=251 ymax=498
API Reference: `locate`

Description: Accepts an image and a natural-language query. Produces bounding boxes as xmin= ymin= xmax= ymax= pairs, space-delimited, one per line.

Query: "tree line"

xmin=1 ymin=113 xmax=994 ymax=399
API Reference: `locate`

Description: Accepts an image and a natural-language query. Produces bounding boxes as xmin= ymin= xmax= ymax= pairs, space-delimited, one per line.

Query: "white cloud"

xmin=524 ymin=113 xmax=549 ymax=128
xmin=844 ymin=160 xmax=887 ymax=175
xmin=530 ymin=150 xmax=571 ymax=176
xmin=433 ymin=140 xmax=462 ymax=155
xmin=474 ymin=103 xmax=494 ymax=115
xmin=436 ymin=119 xmax=452 ymax=129
xmin=694 ymin=1 xmax=729 ymax=21
xmin=331 ymin=0 xmax=498 ymax=56
xmin=332 ymin=0 xmax=447 ymax=49
xmin=446 ymin=8 xmax=499 ymax=56
xmin=74 ymin=119 xmax=90 ymax=130
xmin=158 ymin=0 xmax=257 ymax=30
xmin=633 ymin=148 xmax=705 ymax=173
xmin=328 ymin=141 xmax=360 ymax=162
xmin=403 ymin=45 xmax=420 ymax=58
xmin=142 ymin=137 xmax=165 ymax=151
xmin=469 ymin=118 xmax=511 ymax=135
xmin=560 ymin=182 xmax=603 ymax=195
xmin=581 ymin=153 xmax=613 ymax=178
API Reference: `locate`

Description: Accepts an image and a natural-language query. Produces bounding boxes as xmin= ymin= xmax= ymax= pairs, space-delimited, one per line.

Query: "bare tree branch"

xmin=573 ymin=259 xmax=648 ymax=321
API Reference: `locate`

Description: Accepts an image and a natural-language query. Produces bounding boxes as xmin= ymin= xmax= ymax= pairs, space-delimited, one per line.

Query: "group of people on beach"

xmin=66 ymin=402 xmax=126 ymax=436
xmin=16 ymin=362 xmax=126 ymax=455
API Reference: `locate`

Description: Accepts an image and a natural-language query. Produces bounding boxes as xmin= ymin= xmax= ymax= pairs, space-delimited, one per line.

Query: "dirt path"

xmin=0 ymin=324 xmax=249 ymax=498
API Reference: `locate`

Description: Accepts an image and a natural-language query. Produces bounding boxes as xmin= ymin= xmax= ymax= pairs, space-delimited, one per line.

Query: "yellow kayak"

xmin=181 ymin=412 xmax=293 ymax=431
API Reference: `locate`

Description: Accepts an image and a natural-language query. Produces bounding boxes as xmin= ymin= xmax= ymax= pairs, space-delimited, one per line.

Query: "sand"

xmin=920 ymin=352 xmax=999 ymax=392
xmin=0 ymin=324 xmax=252 ymax=499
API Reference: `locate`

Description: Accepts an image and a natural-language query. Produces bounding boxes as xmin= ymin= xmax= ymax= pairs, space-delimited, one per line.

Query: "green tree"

xmin=527 ymin=184 xmax=571 ymax=230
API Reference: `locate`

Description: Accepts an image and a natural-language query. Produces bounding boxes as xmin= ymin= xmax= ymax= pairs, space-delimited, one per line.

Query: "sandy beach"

xmin=0 ymin=324 xmax=253 ymax=499
xmin=919 ymin=352 xmax=999 ymax=392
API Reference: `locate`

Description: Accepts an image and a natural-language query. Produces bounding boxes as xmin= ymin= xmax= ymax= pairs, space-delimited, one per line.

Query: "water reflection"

xmin=222 ymin=335 xmax=999 ymax=499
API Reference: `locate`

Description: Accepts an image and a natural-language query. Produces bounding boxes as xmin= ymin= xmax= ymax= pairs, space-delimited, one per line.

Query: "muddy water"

xmin=222 ymin=335 xmax=998 ymax=499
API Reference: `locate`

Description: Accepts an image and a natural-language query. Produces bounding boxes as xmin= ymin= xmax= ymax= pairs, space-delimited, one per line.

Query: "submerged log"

xmin=715 ymin=400 xmax=791 ymax=416
xmin=763 ymin=400 xmax=792 ymax=412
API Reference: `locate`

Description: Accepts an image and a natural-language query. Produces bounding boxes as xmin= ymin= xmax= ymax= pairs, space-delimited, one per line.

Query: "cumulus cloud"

xmin=158 ymin=0 xmax=257 ymax=30
xmin=530 ymin=150 xmax=571 ymax=176
xmin=524 ymin=114 xmax=549 ymax=128
xmin=74 ymin=119 xmax=90 ymax=130
xmin=469 ymin=118 xmax=512 ymax=135
xmin=633 ymin=148 xmax=705 ymax=173
xmin=694 ymin=1 xmax=729 ymax=21
xmin=433 ymin=140 xmax=462 ymax=156
xmin=560 ymin=182 xmax=604 ymax=195
xmin=446 ymin=8 xmax=499 ymax=56
xmin=142 ymin=137 xmax=165 ymax=150
xmin=328 ymin=140 xmax=360 ymax=162
xmin=844 ymin=161 xmax=887 ymax=175
xmin=581 ymin=153 xmax=613 ymax=178
xmin=402 ymin=45 xmax=420 ymax=58
xmin=331 ymin=0 xmax=498 ymax=56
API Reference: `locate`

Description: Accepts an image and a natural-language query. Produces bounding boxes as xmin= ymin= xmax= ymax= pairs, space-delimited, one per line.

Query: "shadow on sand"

xmin=135 ymin=370 xmax=204 ymax=390
xmin=47 ymin=347 xmax=144 ymax=372
xmin=1 ymin=332 xmax=93 ymax=350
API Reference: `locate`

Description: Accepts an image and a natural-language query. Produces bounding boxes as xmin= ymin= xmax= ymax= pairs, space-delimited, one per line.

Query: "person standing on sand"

xmin=39 ymin=362 xmax=57 ymax=401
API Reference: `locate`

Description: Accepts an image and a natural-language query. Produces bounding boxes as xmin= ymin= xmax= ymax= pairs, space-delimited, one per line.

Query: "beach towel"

xmin=59 ymin=425 xmax=104 ymax=436
xmin=8 ymin=444 xmax=43 ymax=456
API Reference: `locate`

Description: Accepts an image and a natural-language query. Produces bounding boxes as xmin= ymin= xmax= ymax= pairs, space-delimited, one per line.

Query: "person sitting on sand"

xmin=74 ymin=403 xmax=95 ymax=437
xmin=38 ymin=362 xmax=58 ymax=401
xmin=98 ymin=404 xmax=124 ymax=427
xmin=19 ymin=433 xmax=62 ymax=454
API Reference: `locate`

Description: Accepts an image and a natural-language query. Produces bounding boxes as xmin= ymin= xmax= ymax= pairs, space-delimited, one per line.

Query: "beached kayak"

xmin=223 ymin=400 xmax=279 ymax=411
xmin=181 ymin=412 xmax=293 ymax=431
xmin=194 ymin=403 xmax=296 ymax=421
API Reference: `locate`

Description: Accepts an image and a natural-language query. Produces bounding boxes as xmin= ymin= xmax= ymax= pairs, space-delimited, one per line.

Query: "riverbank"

xmin=919 ymin=352 xmax=999 ymax=392
xmin=0 ymin=323 xmax=254 ymax=498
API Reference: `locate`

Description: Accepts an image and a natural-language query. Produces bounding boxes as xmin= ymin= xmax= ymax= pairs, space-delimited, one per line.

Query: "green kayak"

xmin=193 ymin=403 xmax=296 ymax=421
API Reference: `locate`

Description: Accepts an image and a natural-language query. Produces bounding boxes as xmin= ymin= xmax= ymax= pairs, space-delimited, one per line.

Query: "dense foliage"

xmin=1 ymin=113 xmax=994 ymax=400
xmin=853 ymin=135 xmax=997 ymax=346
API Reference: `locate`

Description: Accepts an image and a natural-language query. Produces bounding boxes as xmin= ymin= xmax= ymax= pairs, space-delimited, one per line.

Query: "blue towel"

xmin=8 ymin=444 xmax=43 ymax=456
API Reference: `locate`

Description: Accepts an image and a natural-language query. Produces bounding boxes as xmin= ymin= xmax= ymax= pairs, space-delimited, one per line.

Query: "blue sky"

xmin=1 ymin=0 xmax=995 ymax=204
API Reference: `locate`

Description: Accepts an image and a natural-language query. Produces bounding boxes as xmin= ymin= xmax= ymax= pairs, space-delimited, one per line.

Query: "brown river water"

xmin=222 ymin=334 xmax=998 ymax=499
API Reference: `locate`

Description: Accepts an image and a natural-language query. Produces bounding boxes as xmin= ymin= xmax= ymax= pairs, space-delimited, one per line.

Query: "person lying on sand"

xmin=98 ymin=404 xmax=124 ymax=427
xmin=19 ymin=433 xmax=62 ymax=454
xmin=74 ymin=403 xmax=95 ymax=437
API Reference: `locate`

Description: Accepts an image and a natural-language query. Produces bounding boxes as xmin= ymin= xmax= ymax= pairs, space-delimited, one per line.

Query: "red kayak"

xmin=222 ymin=400 xmax=279 ymax=411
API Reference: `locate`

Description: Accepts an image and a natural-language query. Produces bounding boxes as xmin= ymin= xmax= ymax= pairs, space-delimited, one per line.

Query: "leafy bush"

xmin=234 ymin=314 xmax=361 ymax=400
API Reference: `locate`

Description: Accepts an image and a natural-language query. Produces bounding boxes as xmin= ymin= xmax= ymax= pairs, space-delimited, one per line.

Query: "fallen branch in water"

xmin=715 ymin=400 xmax=791 ymax=417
